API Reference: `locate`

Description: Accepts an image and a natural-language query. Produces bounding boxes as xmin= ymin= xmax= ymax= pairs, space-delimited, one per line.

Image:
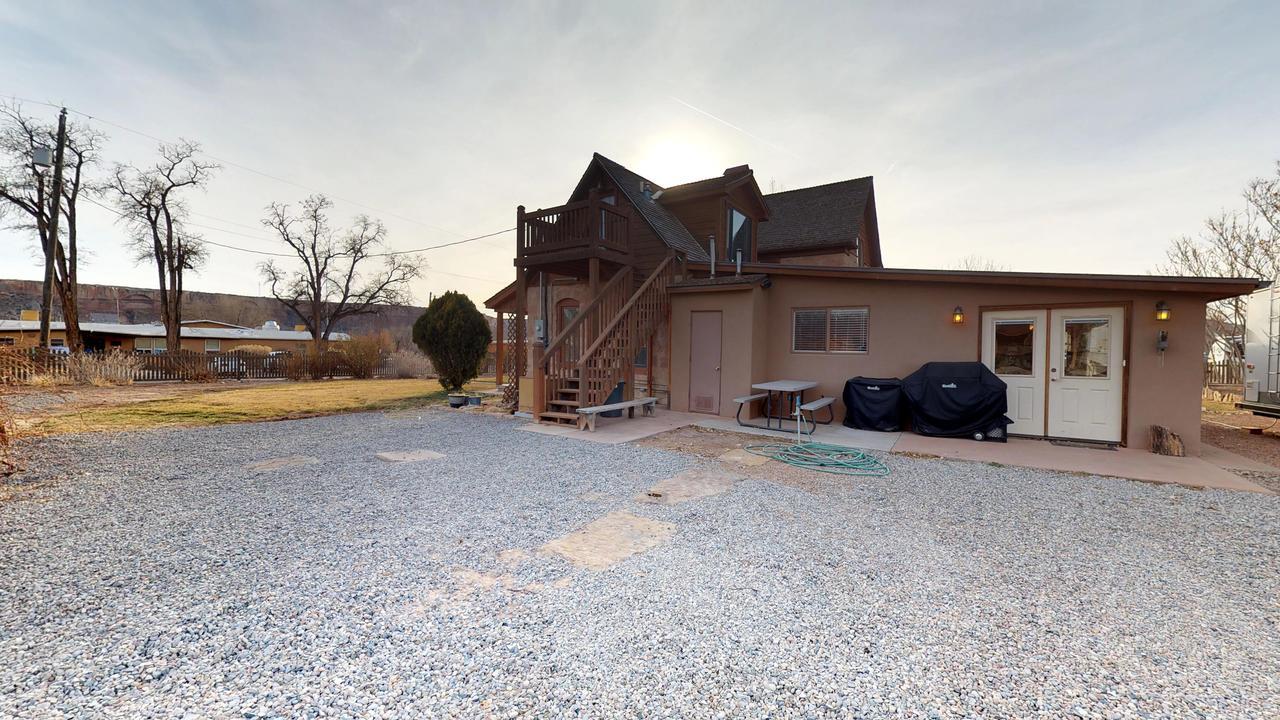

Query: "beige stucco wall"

xmin=671 ymin=275 xmax=1211 ymax=453
xmin=669 ymin=287 xmax=767 ymax=417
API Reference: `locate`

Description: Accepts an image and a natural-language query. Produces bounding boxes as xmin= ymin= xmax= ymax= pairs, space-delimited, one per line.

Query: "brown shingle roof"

xmin=758 ymin=177 xmax=873 ymax=255
xmin=589 ymin=154 xmax=711 ymax=262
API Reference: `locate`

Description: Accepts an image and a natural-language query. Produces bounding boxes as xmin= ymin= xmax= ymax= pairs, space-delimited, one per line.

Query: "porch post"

xmin=494 ymin=312 xmax=505 ymax=385
xmin=514 ymin=221 xmax=528 ymax=411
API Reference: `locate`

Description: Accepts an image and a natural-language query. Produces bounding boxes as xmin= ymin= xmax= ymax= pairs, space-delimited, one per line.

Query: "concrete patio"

xmin=520 ymin=409 xmax=1276 ymax=494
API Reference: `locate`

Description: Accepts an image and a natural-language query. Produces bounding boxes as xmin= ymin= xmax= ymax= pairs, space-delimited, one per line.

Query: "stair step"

xmin=539 ymin=411 xmax=580 ymax=422
xmin=549 ymin=399 xmax=581 ymax=408
xmin=557 ymin=388 xmax=580 ymax=395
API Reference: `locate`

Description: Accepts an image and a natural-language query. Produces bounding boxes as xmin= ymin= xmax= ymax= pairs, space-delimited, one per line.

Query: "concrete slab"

xmin=375 ymin=449 xmax=445 ymax=463
xmin=516 ymin=410 xmax=704 ymax=445
xmin=694 ymin=417 xmax=901 ymax=452
xmin=635 ymin=466 xmax=741 ymax=505
xmin=1199 ymin=444 xmax=1280 ymax=474
xmin=540 ymin=511 xmax=676 ymax=570
xmin=891 ymin=434 xmax=1274 ymax=494
xmin=246 ymin=455 xmax=319 ymax=473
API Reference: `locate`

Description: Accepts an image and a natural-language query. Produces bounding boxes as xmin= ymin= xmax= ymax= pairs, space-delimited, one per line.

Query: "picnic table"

xmin=734 ymin=379 xmax=834 ymax=434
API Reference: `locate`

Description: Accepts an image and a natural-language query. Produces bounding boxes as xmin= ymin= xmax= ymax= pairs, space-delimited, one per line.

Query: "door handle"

xmin=715 ymin=366 xmax=721 ymax=372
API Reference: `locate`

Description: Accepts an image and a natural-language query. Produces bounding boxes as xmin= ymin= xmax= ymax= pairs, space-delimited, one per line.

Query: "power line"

xmin=80 ymin=195 xmax=511 ymax=281
xmin=1 ymin=93 xmax=505 ymax=241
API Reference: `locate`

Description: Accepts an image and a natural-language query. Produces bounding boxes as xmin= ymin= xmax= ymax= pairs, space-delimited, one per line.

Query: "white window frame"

xmin=791 ymin=307 xmax=870 ymax=354
xmin=204 ymin=339 xmax=221 ymax=353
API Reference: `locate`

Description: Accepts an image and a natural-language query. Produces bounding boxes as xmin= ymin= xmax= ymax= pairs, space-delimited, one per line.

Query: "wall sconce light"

xmin=952 ymin=306 xmax=965 ymax=324
xmin=1155 ymin=301 xmax=1171 ymax=321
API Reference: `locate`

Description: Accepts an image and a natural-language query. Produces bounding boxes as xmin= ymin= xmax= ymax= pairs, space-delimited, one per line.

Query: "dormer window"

xmin=727 ymin=206 xmax=752 ymax=260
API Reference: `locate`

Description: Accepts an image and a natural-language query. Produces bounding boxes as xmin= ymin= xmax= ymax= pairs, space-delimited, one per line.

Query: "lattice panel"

xmin=502 ymin=311 xmax=524 ymax=408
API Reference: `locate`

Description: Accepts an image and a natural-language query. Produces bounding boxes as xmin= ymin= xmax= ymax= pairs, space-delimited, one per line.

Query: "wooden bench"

xmin=577 ymin=396 xmax=657 ymax=431
xmin=734 ymin=393 xmax=768 ymax=426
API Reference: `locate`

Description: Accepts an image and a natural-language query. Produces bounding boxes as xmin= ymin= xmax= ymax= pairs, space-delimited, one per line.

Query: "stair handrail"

xmin=578 ymin=256 xmax=677 ymax=363
xmin=541 ymin=266 xmax=633 ymax=363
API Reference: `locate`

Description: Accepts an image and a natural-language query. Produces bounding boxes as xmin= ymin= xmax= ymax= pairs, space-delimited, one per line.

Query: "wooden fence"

xmin=0 ymin=348 xmax=396 ymax=384
xmin=1204 ymin=361 xmax=1243 ymax=387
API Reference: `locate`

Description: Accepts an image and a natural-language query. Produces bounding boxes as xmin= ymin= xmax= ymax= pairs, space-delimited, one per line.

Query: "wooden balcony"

xmin=516 ymin=192 xmax=630 ymax=272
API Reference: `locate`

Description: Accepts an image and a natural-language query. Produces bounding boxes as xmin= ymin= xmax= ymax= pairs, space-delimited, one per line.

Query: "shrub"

xmin=0 ymin=392 xmax=14 ymax=476
xmin=341 ymin=335 xmax=388 ymax=380
xmin=66 ymin=351 xmax=142 ymax=386
xmin=230 ymin=344 xmax=273 ymax=355
xmin=412 ymin=292 xmax=491 ymax=392
xmin=172 ymin=351 xmax=216 ymax=383
xmin=388 ymin=349 xmax=433 ymax=379
xmin=284 ymin=351 xmax=341 ymax=381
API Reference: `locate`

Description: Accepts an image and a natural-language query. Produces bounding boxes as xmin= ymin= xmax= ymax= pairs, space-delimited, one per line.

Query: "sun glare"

xmin=633 ymin=136 xmax=724 ymax=185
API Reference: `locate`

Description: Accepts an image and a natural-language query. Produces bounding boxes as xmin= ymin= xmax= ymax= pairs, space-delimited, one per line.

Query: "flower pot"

xmin=466 ymin=395 xmax=483 ymax=406
xmin=447 ymin=393 xmax=468 ymax=408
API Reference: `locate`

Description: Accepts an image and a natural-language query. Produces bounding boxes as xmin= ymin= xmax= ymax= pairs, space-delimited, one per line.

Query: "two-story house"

xmin=486 ymin=153 xmax=1258 ymax=453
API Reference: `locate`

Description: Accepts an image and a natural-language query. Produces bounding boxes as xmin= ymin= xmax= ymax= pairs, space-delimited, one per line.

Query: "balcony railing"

xmin=517 ymin=192 xmax=629 ymax=261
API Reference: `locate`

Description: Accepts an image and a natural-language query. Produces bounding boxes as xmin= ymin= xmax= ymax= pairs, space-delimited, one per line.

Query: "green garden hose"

xmin=743 ymin=441 xmax=889 ymax=477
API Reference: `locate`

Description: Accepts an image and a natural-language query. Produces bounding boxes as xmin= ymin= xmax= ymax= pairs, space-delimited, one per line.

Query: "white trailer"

xmin=1241 ymin=284 xmax=1280 ymax=415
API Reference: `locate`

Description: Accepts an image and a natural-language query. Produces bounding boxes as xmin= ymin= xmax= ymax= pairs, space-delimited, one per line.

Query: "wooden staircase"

xmin=535 ymin=256 xmax=679 ymax=427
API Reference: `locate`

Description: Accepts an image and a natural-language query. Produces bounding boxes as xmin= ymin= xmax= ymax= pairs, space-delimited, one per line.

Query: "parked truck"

xmin=1241 ymin=284 xmax=1280 ymax=417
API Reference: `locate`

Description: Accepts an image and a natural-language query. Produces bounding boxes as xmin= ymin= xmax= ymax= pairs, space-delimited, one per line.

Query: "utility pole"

xmin=38 ymin=108 xmax=68 ymax=348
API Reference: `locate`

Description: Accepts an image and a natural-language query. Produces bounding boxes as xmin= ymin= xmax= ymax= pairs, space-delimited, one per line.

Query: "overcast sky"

xmin=2 ymin=1 xmax=1277 ymax=308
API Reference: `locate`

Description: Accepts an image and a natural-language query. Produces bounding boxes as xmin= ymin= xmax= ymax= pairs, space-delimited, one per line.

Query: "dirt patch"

xmin=1202 ymin=411 xmax=1280 ymax=468
xmin=636 ymin=466 xmax=741 ymax=505
xmin=637 ymin=426 xmax=849 ymax=494
xmin=540 ymin=511 xmax=676 ymax=570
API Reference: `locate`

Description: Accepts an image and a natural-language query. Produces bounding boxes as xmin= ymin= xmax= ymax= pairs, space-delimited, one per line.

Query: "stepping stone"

xmin=541 ymin=511 xmax=675 ymax=570
xmin=718 ymin=448 xmax=770 ymax=467
xmin=246 ymin=455 xmax=319 ymax=473
xmin=636 ymin=466 xmax=741 ymax=505
xmin=375 ymin=449 xmax=445 ymax=463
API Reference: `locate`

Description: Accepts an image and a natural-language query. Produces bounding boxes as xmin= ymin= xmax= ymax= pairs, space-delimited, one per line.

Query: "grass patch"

xmin=26 ymin=378 xmax=495 ymax=435
xmin=1202 ymin=398 xmax=1240 ymax=414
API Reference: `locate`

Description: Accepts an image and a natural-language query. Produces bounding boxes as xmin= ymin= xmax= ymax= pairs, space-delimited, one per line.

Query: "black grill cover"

xmin=902 ymin=362 xmax=1013 ymax=442
xmin=843 ymin=377 xmax=904 ymax=432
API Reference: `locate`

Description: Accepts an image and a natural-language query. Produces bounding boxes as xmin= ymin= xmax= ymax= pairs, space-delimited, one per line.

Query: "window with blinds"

xmin=792 ymin=309 xmax=828 ymax=352
xmin=829 ymin=308 xmax=869 ymax=352
xmin=792 ymin=307 xmax=869 ymax=353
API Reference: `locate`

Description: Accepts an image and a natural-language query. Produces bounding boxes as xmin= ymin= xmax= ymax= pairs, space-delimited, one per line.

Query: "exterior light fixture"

xmin=1155 ymin=301 xmax=1171 ymax=321
xmin=952 ymin=306 xmax=965 ymax=324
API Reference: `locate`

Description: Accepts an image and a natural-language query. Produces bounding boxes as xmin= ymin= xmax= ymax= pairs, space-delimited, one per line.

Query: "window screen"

xmin=792 ymin=309 xmax=828 ymax=352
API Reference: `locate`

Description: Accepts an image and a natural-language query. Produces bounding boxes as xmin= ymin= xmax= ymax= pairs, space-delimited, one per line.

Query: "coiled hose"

xmin=743 ymin=441 xmax=889 ymax=477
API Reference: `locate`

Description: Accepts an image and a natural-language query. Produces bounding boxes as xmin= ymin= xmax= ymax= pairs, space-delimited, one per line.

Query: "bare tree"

xmin=951 ymin=253 xmax=1009 ymax=272
xmin=0 ymin=102 xmax=106 ymax=351
xmin=1161 ymin=161 xmax=1280 ymax=361
xmin=111 ymin=141 xmax=218 ymax=351
xmin=260 ymin=195 xmax=422 ymax=354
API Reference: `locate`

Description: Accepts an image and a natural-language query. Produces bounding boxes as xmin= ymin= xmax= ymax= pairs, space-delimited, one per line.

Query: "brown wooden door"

xmin=688 ymin=311 xmax=722 ymax=414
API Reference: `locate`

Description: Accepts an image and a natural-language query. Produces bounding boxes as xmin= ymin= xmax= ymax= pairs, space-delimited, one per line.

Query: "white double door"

xmin=981 ymin=307 xmax=1125 ymax=443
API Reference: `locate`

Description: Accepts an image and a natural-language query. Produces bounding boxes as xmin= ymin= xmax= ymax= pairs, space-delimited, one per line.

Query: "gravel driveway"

xmin=2 ymin=410 xmax=1278 ymax=718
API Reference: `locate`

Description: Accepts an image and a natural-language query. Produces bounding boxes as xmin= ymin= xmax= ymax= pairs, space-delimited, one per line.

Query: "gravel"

xmin=2 ymin=409 xmax=1278 ymax=718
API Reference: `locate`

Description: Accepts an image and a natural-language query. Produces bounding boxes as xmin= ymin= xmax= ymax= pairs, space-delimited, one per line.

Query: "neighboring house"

xmin=0 ymin=317 xmax=349 ymax=353
xmin=486 ymin=153 xmax=1260 ymax=453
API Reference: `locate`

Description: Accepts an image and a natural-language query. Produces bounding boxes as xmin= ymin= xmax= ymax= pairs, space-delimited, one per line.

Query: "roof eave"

xmin=686 ymin=261 xmax=1263 ymax=300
